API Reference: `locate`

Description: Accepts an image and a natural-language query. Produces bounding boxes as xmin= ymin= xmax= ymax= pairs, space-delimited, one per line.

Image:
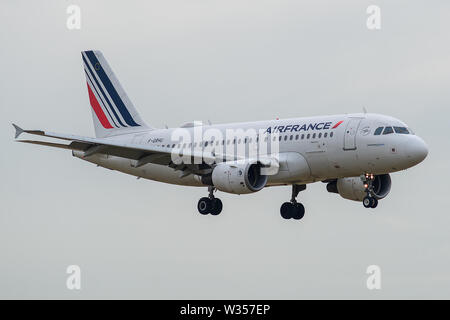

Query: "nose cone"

xmin=405 ymin=136 xmax=428 ymax=166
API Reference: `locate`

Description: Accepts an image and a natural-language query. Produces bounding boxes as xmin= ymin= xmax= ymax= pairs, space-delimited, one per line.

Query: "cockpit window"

xmin=394 ymin=126 xmax=409 ymax=134
xmin=374 ymin=127 xmax=383 ymax=135
xmin=383 ymin=126 xmax=394 ymax=135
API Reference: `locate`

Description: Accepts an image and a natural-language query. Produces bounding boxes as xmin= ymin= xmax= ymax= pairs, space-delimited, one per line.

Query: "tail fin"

xmin=82 ymin=50 xmax=149 ymax=137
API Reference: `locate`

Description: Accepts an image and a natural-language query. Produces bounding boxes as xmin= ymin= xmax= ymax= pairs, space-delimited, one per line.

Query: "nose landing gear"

xmin=362 ymin=173 xmax=379 ymax=209
xmin=280 ymin=184 xmax=306 ymax=220
xmin=197 ymin=186 xmax=223 ymax=216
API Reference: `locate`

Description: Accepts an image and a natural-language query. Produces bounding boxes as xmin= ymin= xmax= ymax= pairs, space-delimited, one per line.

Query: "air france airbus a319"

xmin=13 ymin=50 xmax=428 ymax=220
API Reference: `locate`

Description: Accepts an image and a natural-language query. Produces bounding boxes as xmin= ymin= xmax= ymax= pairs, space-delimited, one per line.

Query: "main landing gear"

xmin=362 ymin=173 xmax=378 ymax=209
xmin=197 ymin=186 xmax=223 ymax=216
xmin=280 ymin=184 xmax=306 ymax=220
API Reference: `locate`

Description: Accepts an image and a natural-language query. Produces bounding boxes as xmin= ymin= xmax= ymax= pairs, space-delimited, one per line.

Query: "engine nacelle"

xmin=210 ymin=160 xmax=268 ymax=195
xmin=327 ymin=174 xmax=392 ymax=201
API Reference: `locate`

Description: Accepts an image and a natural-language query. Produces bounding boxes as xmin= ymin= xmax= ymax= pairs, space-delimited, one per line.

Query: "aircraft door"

xmin=343 ymin=118 xmax=363 ymax=150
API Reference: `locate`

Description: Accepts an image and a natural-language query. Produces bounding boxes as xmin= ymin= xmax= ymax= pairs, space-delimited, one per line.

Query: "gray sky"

xmin=1 ymin=0 xmax=449 ymax=299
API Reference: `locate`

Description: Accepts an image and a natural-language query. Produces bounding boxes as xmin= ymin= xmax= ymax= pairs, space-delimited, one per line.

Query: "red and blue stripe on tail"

xmin=82 ymin=50 xmax=148 ymax=137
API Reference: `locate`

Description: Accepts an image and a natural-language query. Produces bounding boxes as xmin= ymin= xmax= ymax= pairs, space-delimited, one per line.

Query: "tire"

xmin=292 ymin=203 xmax=305 ymax=220
xmin=280 ymin=202 xmax=293 ymax=219
xmin=198 ymin=197 xmax=212 ymax=215
xmin=371 ymin=198 xmax=378 ymax=208
xmin=363 ymin=196 xmax=372 ymax=208
xmin=210 ymin=198 xmax=223 ymax=215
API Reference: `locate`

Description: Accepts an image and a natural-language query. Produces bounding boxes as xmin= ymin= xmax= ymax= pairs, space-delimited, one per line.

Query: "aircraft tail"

xmin=82 ymin=50 xmax=150 ymax=138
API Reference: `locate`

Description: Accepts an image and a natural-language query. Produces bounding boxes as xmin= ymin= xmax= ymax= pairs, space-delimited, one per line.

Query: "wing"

xmin=13 ymin=124 xmax=279 ymax=176
xmin=12 ymin=124 xmax=246 ymax=173
xmin=13 ymin=124 xmax=173 ymax=164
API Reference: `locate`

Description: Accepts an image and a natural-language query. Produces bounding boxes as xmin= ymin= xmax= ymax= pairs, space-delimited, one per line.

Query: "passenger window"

xmin=290 ymin=135 xmax=293 ymax=140
xmin=330 ymin=132 xmax=333 ymax=137
xmin=383 ymin=127 xmax=394 ymax=135
xmin=324 ymin=132 xmax=328 ymax=138
xmin=295 ymin=135 xmax=299 ymax=140
xmin=307 ymin=134 xmax=310 ymax=139
xmin=279 ymin=136 xmax=282 ymax=141
xmin=318 ymin=133 xmax=322 ymax=138
xmin=394 ymin=127 xmax=409 ymax=134
xmin=312 ymin=133 xmax=316 ymax=139
xmin=284 ymin=136 xmax=288 ymax=141
xmin=301 ymin=134 xmax=305 ymax=140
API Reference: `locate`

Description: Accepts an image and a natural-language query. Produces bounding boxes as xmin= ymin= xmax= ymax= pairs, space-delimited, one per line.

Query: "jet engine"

xmin=205 ymin=160 xmax=268 ymax=195
xmin=326 ymin=174 xmax=391 ymax=201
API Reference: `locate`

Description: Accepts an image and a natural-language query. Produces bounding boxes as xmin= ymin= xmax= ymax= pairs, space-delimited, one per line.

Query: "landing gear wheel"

xmin=371 ymin=198 xmax=378 ymax=208
xmin=280 ymin=184 xmax=307 ymax=220
xmin=363 ymin=196 xmax=373 ymax=208
xmin=292 ymin=203 xmax=305 ymax=220
xmin=210 ymin=198 xmax=223 ymax=215
xmin=280 ymin=202 xmax=293 ymax=219
xmin=198 ymin=197 xmax=212 ymax=215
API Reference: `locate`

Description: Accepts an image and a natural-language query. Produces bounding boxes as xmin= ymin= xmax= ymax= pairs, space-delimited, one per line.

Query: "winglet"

xmin=12 ymin=123 xmax=24 ymax=139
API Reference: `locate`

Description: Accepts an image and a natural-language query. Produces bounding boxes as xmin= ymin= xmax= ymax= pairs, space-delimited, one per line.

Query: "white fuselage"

xmin=74 ymin=113 xmax=428 ymax=188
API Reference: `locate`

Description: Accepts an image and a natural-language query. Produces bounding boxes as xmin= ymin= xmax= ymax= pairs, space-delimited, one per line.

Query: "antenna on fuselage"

xmin=363 ymin=106 xmax=368 ymax=114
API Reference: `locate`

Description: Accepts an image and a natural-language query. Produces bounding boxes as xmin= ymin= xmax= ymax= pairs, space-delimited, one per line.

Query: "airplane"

xmin=13 ymin=50 xmax=428 ymax=220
